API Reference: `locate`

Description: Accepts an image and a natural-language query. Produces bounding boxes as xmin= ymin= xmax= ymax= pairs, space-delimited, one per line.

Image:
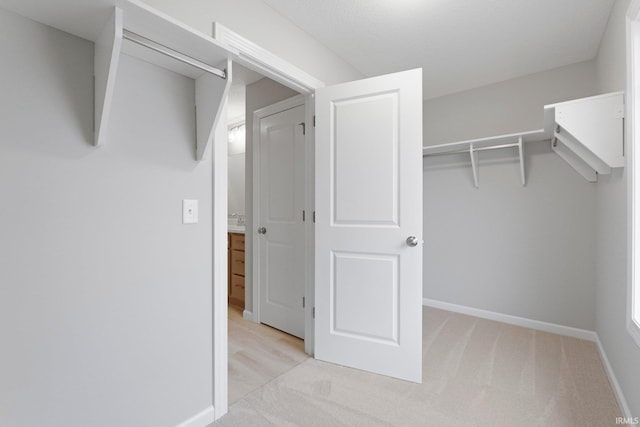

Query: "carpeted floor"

xmin=215 ymin=307 xmax=621 ymax=426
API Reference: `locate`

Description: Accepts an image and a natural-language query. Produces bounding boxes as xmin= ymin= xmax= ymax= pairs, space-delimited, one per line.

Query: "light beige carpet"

xmin=216 ymin=307 xmax=621 ymax=426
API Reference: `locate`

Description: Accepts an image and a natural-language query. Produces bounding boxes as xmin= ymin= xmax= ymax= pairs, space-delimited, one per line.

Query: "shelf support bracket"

xmin=195 ymin=59 xmax=232 ymax=161
xmin=469 ymin=143 xmax=479 ymax=188
xmin=551 ymin=135 xmax=598 ymax=182
xmin=518 ymin=136 xmax=526 ymax=186
xmin=94 ymin=7 xmax=123 ymax=147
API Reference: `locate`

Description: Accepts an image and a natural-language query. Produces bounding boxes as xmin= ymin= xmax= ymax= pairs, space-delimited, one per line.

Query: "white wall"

xmin=595 ymin=0 xmax=640 ymax=416
xmin=142 ymin=0 xmax=363 ymax=86
xmin=228 ymin=83 xmax=247 ymax=217
xmin=243 ymin=78 xmax=299 ymax=312
xmin=227 ymin=84 xmax=246 ymax=121
xmin=0 ymin=9 xmax=213 ymax=426
xmin=228 ymin=118 xmax=246 ymax=218
xmin=423 ymin=61 xmax=600 ymax=330
xmin=424 ymin=61 xmax=599 ymax=145
xmin=228 ymin=129 xmax=246 ymax=217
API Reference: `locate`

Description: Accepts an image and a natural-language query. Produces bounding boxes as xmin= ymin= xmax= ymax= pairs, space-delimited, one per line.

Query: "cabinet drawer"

xmin=230 ymin=249 xmax=245 ymax=276
xmin=230 ymin=274 xmax=245 ymax=300
xmin=230 ymin=233 xmax=245 ymax=251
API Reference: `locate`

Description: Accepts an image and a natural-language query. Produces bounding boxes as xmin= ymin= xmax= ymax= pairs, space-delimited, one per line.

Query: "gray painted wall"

xmin=595 ymin=0 xmax=640 ymax=416
xmin=143 ymin=0 xmax=364 ymax=86
xmin=423 ymin=61 xmax=600 ymax=330
xmin=228 ymin=83 xmax=247 ymax=218
xmin=228 ymin=125 xmax=246 ymax=217
xmin=243 ymin=78 xmax=299 ymax=313
xmin=0 ymin=9 xmax=213 ymax=426
xmin=424 ymin=61 xmax=599 ymax=145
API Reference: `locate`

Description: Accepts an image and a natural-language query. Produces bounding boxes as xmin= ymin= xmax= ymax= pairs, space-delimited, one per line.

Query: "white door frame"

xmin=212 ymin=24 xmax=322 ymax=420
xmin=251 ymin=94 xmax=306 ymax=331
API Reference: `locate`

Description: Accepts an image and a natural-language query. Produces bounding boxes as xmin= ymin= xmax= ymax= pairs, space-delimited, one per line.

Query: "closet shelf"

xmin=94 ymin=0 xmax=236 ymax=160
xmin=544 ymin=92 xmax=624 ymax=182
xmin=423 ymin=92 xmax=624 ymax=187
xmin=422 ymin=130 xmax=547 ymax=187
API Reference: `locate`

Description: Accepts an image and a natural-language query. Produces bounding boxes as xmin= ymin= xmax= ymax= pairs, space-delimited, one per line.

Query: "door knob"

xmin=406 ymin=236 xmax=418 ymax=247
xmin=257 ymin=227 xmax=267 ymax=235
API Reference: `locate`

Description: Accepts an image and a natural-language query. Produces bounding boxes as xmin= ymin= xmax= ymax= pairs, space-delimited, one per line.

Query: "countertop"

xmin=228 ymin=225 xmax=245 ymax=234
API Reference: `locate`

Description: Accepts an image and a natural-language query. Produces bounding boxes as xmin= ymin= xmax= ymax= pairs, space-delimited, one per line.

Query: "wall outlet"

xmin=183 ymin=199 xmax=198 ymax=224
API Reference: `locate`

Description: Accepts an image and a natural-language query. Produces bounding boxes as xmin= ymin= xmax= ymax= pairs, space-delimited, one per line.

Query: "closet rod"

xmin=423 ymin=142 xmax=520 ymax=157
xmin=122 ymin=30 xmax=227 ymax=80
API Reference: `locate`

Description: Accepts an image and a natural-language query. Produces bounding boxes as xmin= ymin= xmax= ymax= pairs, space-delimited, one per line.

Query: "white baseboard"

xmin=174 ymin=406 xmax=216 ymax=427
xmin=243 ymin=310 xmax=254 ymax=321
xmin=422 ymin=298 xmax=597 ymax=342
xmin=595 ymin=336 xmax=633 ymax=418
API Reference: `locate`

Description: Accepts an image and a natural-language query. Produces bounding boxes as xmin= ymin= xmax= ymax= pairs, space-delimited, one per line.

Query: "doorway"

xmin=213 ymin=25 xmax=321 ymax=419
xmin=225 ymin=64 xmax=310 ymax=406
xmin=214 ymin=37 xmax=423 ymax=418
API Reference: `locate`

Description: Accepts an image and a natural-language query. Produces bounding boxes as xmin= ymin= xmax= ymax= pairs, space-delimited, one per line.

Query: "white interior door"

xmin=315 ymin=69 xmax=423 ymax=382
xmin=257 ymin=103 xmax=306 ymax=338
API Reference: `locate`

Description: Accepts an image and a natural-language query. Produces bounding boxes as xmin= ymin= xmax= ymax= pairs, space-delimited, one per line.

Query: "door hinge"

xmin=299 ymin=122 xmax=306 ymax=135
xmin=313 ymin=211 xmax=316 ymax=223
xmin=312 ymin=307 xmax=315 ymax=318
xmin=313 ymin=115 xmax=316 ymax=127
xmin=302 ymin=296 xmax=305 ymax=308
xmin=302 ymin=210 xmax=305 ymax=222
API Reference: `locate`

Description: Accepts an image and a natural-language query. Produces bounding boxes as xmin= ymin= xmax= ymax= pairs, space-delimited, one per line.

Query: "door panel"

xmin=315 ymin=69 xmax=423 ymax=382
xmin=333 ymin=92 xmax=399 ymax=225
xmin=332 ymin=252 xmax=399 ymax=342
xmin=258 ymin=104 xmax=306 ymax=339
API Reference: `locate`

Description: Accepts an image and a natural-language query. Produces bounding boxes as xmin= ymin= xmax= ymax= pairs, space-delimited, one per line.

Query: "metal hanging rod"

xmin=122 ymin=30 xmax=227 ymax=80
xmin=423 ymin=142 xmax=520 ymax=157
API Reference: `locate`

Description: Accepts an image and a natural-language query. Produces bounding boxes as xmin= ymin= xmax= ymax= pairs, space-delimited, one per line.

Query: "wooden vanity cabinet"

xmin=228 ymin=232 xmax=245 ymax=308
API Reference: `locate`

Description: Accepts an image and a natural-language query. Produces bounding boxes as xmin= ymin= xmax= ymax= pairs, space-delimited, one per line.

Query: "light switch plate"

xmin=183 ymin=199 xmax=198 ymax=224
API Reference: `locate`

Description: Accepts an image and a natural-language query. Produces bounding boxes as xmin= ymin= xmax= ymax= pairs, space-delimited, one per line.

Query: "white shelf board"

xmin=120 ymin=0 xmax=237 ymax=78
xmin=422 ymin=129 xmax=548 ymax=156
xmin=544 ymin=92 xmax=624 ymax=171
xmin=94 ymin=0 xmax=236 ymax=160
xmin=422 ymin=91 xmax=624 ymax=185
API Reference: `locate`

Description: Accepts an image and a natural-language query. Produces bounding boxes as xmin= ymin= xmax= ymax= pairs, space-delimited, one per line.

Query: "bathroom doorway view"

xmin=226 ymin=64 xmax=308 ymax=405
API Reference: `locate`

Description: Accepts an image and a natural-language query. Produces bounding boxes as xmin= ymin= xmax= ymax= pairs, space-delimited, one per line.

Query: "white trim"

xmin=212 ymin=95 xmax=229 ymax=418
xmin=174 ymin=406 xmax=216 ymax=427
xmin=251 ymin=94 xmax=307 ymax=330
xmin=210 ymin=21 xmax=327 ymax=420
xmin=303 ymin=93 xmax=316 ymax=356
xmin=212 ymin=23 xmax=324 ymax=95
xmin=595 ymin=337 xmax=633 ymax=419
xmin=242 ymin=309 xmax=254 ymax=321
xmin=628 ymin=0 xmax=640 ymax=348
xmin=422 ymin=298 xmax=597 ymax=341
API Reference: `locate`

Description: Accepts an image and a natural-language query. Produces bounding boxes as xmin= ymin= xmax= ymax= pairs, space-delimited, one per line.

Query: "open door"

xmin=314 ymin=69 xmax=423 ymax=382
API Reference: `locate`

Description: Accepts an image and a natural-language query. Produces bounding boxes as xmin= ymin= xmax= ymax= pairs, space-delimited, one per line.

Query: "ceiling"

xmin=0 ymin=0 xmax=116 ymax=41
xmin=262 ymin=0 xmax=615 ymax=99
xmin=0 ymin=0 xmax=616 ymax=100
